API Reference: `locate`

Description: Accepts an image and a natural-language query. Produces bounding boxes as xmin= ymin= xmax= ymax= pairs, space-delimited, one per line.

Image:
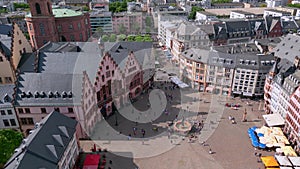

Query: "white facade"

xmin=264 ymin=9 xmax=291 ymax=17
xmin=158 ymin=21 xmax=180 ymax=46
xmin=58 ymin=133 xmax=79 ymax=169
xmin=0 ymin=107 xmax=19 ymax=129
xmin=230 ymin=11 xmax=256 ymax=19
xmin=195 ymin=11 xmax=217 ymax=21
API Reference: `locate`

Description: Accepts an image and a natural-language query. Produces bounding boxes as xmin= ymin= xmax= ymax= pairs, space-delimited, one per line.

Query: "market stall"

xmin=261 ymin=156 xmax=280 ymax=168
xmin=288 ymin=156 xmax=300 ymax=167
xmin=275 ymin=155 xmax=292 ymax=167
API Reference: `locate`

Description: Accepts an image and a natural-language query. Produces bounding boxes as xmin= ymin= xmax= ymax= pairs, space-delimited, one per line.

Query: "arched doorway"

xmin=60 ymin=36 xmax=67 ymax=42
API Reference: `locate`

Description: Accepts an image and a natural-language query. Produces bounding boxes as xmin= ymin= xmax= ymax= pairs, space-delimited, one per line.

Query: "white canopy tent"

xmin=275 ymin=155 xmax=293 ymax=167
xmin=288 ymin=157 xmax=300 ymax=167
xmin=170 ymin=77 xmax=189 ymax=89
xmin=263 ymin=114 xmax=285 ymax=127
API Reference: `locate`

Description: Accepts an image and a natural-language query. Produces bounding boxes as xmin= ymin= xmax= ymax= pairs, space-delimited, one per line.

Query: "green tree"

xmin=188 ymin=6 xmax=204 ymax=20
xmin=127 ymin=35 xmax=135 ymax=41
xmin=287 ymin=3 xmax=300 ymax=8
xmin=96 ymin=27 xmax=104 ymax=37
xmin=0 ymin=129 xmax=23 ymax=166
xmin=102 ymin=35 xmax=109 ymax=42
xmin=259 ymin=3 xmax=267 ymax=7
xmin=135 ymin=35 xmax=144 ymax=42
xmin=117 ymin=34 xmax=127 ymax=41
xmin=118 ymin=24 xmax=127 ymax=34
xmin=82 ymin=6 xmax=89 ymax=11
xmin=143 ymin=36 xmax=152 ymax=42
xmin=109 ymin=34 xmax=117 ymax=42
xmin=13 ymin=3 xmax=29 ymax=9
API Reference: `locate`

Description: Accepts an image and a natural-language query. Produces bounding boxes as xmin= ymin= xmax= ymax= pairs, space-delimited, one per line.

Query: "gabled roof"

xmin=5 ymin=111 xmax=77 ymax=169
xmin=281 ymin=20 xmax=298 ymax=31
xmin=0 ymin=35 xmax=12 ymax=58
xmin=181 ymin=48 xmax=210 ymax=63
xmin=0 ymin=24 xmax=12 ymax=35
xmin=176 ymin=22 xmax=204 ymax=36
xmin=0 ymin=84 xmax=14 ymax=108
xmin=265 ymin=16 xmax=281 ymax=32
xmin=272 ymin=34 xmax=300 ymax=62
xmin=107 ymin=42 xmax=153 ymax=70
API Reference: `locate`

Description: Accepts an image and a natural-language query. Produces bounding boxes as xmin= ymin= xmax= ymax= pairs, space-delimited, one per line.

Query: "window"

xmin=0 ymin=77 xmax=2 ymax=84
xmin=0 ymin=56 xmax=3 ymax=62
xmin=41 ymin=108 xmax=47 ymax=113
xmin=54 ymin=107 xmax=60 ymax=112
xmin=69 ymin=24 xmax=73 ymax=30
xmin=19 ymin=40 xmax=22 ymax=45
xmin=18 ymin=108 xmax=24 ymax=114
xmin=20 ymin=118 xmax=27 ymax=125
xmin=85 ymin=18 xmax=88 ymax=25
xmin=78 ymin=23 xmax=81 ymax=29
xmin=29 ymin=24 xmax=32 ymax=30
xmin=7 ymin=110 xmax=12 ymax=115
xmin=106 ymin=71 xmax=110 ymax=78
xmin=27 ymin=118 xmax=34 ymax=125
xmin=25 ymin=108 xmax=31 ymax=114
xmin=40 ymin=23 xmax=45 ymax=35
xmin=57 ymin=25 xmax=62 ymax=32
xmin=1 ymin=110 xmax=5 ymax=115
xmin=35 ymin=3 xmax=41 ymax=14
xmin=47 ymin=2 xmax=51 ymax=14
xmin=68 ymin=108 xmax=74 ymax=113
xmin=70 ymin=35 xmax=75 ymax=41
xmin=10 ymin=119 xmax=16 ymax=126
xmin=79 ymin=33 xmax=83 ymax=41
xmin=5 ymin=77 xmax=12 ymax=83
xmin=3 ymin=119 xmax=9 ymax=126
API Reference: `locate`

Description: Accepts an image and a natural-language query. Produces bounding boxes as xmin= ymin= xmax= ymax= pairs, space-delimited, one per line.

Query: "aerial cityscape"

xmin=1 ymin=0 xmax=300 ymax=168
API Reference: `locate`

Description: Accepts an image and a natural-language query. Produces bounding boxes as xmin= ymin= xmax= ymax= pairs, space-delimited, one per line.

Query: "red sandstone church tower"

xmin=25 ymin=0 xmax=91 ymax=49
xmin=25 ymin=0 xmax=58 ymax=49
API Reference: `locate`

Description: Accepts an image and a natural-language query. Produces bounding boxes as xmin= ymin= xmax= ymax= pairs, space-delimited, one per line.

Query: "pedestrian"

xmin=209 ymin=149 xmax=213 ymax=154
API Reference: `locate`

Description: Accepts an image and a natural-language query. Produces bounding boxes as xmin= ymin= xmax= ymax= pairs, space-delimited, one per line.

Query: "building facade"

xmin=90 ymin=11 xmax=113 ymax=33
xmin=112 ymin=12 xmax=144 ymax=34
xmin=4 ymin=111 xmax=79 ymax=169
xmin=25 ymin=0 xmax=91 ymax=49
xmin=0 ymin=84 xmax=19 ymax=130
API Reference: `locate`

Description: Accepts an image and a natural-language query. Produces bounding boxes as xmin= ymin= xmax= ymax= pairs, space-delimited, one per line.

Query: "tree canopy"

xmin=0 ymin=129 xmax=23 ymax=167
xmin=287 ymin=3 xmax=300 ymax=8
xmin=13 ymin=3 xmax=29 ymax=9
xmin=188 ymin=6 xmax=204 ymax=20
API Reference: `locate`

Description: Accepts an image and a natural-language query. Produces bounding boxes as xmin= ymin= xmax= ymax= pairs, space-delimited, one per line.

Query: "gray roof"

xmin=176 ymin=22 xmax=202 ymax=36
xmin=209 ymin=44 xmax=275 ymax=70
xmin=281 ymin=20 xmax=298 ymax=32
xmin=0 ymin=84 xmax=14 ymax=108
xmin=0 ymin=35 xmax=12 ymax=58
xmin=0 ymin=24 xmax=12 ymax=35
xmin=225 ymin=20 xmax=250 ymax=33
xmin=107 ymin=42 xmax=153 ymax=70
xmin=181 ymin=48 xmax=210 ymax=63
xmin=16 ymin=42 xmax=104 ymax=106
xmin=272 ymin=34 xmax=300 ymax=63
xmin=5 ymin=111 xmax=77 ymax=169
xmin=15 ymin=73 xmax=83 ymax=106
xmin=231 ymin=10 xmax=255 ymax=15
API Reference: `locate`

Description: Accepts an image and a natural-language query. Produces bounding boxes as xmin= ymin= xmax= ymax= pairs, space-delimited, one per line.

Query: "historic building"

xmin=25 ymin=0 xmax=91 ymax=49
xmin=4 ymin=111 xmax=79 ymax=169
xmin=263 ymin=33 xmax=300 ymax=154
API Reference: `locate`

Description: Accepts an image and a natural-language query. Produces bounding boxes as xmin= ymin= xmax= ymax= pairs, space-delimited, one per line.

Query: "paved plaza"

xmin=79 ymin=49 xmax=275 ymax=169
